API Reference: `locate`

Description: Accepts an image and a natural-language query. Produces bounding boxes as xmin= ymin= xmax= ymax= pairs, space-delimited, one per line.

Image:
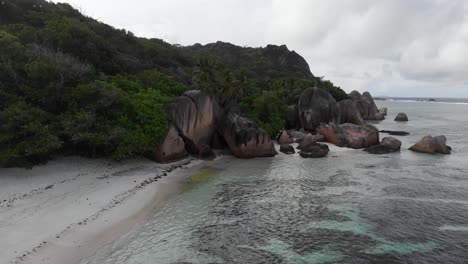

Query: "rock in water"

xmin=409 ymin=135 xmax=451 ymax=154
xmin=318 ymin=123 xmax=380 ymax=149
xmin=337 ymin=99 xmax=365 ymax=126
xmin=298 ymin=87 xmax=338 ymax=131
xmin=380 ymin=130 xmax=410 ymax=136
xmin=219 ymin=108 xmax=278 ymax=158
xmin=155 ymin=125 xmax=188 ymax=163
xmin=166 ymin=90 xmax=221 ymax=154
xmin=279 ymin=144 xmax=295 ymax=155
xmin=365 ymin=137 xmax=401 ymax=154
xmin=296 ymin=134 xmax=325 ymax=150
xmin=394 ymin=112 xmax=409 ymax=122
xmin=379 ymin=107 xmax=388 ymax=116
xmin=299 ymin=143 xmax=329 ymax=158
xmin=349 ymin=91 xmax=384 ymax=120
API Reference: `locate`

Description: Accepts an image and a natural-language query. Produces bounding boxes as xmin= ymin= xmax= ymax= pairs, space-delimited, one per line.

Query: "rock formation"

xmin=198 ymin=145 xmax=216 ymax=160
xmin=337 ymin=99 xmax=365 ymax=126
xmin=219 ymin=107 xmax=278 ymax=158
xmin=298 ymin=87 xmax=338 ymax=131
xmin=279 ymin=144 xmax=295 ymax=155
xmin=365 ymin=137 xmax=401 ymax=154
xmin=409 ymin=135 xmax=451 ymax=154
xmin=165 ymin=90 xmax=221 ymax=154
xmin=299 ymin=143 xmax=329 ymax=158
xmin=318 ymin=123 xmax=379 ymax=149
xmin=349 ymin=91 xmax=384 ymax=120
xmin=155 ymin=125 xmax=188 ymax=163
xmin=394 ymin=112 xmax=409 ymax=122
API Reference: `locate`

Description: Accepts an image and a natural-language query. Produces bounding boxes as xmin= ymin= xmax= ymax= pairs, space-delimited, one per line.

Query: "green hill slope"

xmin=0 ymin=0 xmax=347 ymax=167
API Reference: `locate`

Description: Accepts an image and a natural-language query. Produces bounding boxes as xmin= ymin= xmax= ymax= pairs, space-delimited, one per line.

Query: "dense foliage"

xmin=0 ymin=0 xmax=348 ymax=167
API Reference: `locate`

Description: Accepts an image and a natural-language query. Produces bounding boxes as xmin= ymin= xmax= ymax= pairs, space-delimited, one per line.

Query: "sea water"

xmin=83 ymin=101 xmax=468 ymax=264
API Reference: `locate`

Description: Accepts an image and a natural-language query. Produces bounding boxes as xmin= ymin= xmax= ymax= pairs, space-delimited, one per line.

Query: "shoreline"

xmin=0 ymin=156 xmax=216 ymax=264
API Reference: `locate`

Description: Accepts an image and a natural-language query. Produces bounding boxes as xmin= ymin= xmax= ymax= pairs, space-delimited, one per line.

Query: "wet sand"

xmin=0 ymin=156 xmax=207 ymax=264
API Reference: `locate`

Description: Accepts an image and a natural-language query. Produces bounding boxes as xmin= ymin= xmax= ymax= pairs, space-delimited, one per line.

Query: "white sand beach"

xmin=0 ymin=156 xmax=206 ymax=264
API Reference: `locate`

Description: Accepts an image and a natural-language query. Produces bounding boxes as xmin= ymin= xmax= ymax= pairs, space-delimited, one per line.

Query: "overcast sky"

xmin=53 ymin=0 xmax=468 ymax=97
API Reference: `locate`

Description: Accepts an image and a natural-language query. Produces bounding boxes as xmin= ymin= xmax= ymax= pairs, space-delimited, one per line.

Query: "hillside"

xmin=0 ymin=0 xmax=348 ymax=167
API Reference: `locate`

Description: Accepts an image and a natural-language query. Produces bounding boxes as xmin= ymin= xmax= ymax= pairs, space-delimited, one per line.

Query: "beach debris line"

xmin=12 ymin=158 xmax=194 ymax=264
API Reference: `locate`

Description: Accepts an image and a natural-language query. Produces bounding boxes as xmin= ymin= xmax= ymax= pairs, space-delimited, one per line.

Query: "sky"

xmin=52 ymin=0 xmax=468 ymax=97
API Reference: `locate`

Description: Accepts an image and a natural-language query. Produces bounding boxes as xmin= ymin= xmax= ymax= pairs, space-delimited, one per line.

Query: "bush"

xmin=0 ymin=102 xmax=62 ymax=167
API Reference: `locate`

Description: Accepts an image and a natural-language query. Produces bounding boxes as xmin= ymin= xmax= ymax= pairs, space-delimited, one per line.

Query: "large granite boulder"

xmin=298 ymin=87 xmax=338 ymax=131
xmin=280 ymin=144 xmax=295 ymax=155
xmin=337 ymin=99 xmax=365 ymax=126
xmin=349 ymin=91 xmax=384 ymax=120
xmin=394 ymin=112 xmax=409 ymax=122
xmin=219 ymin=108 xmax=278 ymax=158
xmin=409 ymin=135 xmax=451 ymax=154
xmin=155 ymin=125 xmax=188 ymax=163
xmin=318 ymin=123 xmax=380 ymax=149
xmin=166 ymin=90 xmax=221 ymax=154
xmin=365 ymin=137 xmax=401 ymax=154
xmin=299 ymin=143 xmax=329 ymax=158
xmin=277 ymin=130 xmax=295 ymax=145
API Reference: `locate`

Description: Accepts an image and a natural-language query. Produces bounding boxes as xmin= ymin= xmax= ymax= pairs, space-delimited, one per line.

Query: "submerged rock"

xmin=279 ymin=144 xmax=295 ymax=155
xmin=394 ymin=112 xmax=409 ymax=122
xmin=365 ymin=137 xmax=401 ymax=154
xmin=337 ymin=99 xmax=365 ymax=126
xmin=409 ymin=135 xmax=451 ymax=154
xmin=155 ymin=125 xmax=188 ymax=163
xmin=349 ymin=91 xmax=384 ymax=120
xmin=299 ymin=143 xmax=329 ymax=158
xmin=380 ymin=130 xmax=410 ymax=136
xmin=219 ymin=107 xmax=277 ymax=158
xmin=166 ymin=90 xmax=221 ymax=154
xmin=298 ymin=87 xmax=338 ymax=131
xmin=318 ymin=123 xmax=379 ymax=149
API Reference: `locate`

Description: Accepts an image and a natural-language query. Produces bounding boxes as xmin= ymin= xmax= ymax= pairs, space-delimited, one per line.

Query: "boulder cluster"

xmin=155 ymin=88 xmax=451 ymax=163
xmin=155 ymin=90 xmax=277 ymax=162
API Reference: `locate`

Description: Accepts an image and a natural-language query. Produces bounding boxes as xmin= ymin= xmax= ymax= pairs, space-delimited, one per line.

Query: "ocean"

xmin=82 ymin=100 xmax=468 ymax=264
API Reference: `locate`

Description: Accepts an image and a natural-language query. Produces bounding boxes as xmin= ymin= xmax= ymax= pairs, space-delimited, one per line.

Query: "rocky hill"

xmin=0 ymin=0 xmax=347 ymax=167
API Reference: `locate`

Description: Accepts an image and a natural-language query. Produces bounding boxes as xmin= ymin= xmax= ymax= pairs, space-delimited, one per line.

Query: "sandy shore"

xmin=0 ymin=156 xmax=208 ymax=264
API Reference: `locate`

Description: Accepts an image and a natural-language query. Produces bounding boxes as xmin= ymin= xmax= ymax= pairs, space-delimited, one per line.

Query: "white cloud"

xmin=52 ymin=0 xmax=468 ymax=97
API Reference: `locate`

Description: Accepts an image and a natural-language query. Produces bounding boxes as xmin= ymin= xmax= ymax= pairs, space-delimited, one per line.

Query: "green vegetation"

xmin=0 ymin=0 xmax=347 ymax=167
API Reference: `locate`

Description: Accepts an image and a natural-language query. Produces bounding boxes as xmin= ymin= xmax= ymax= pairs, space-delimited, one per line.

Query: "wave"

xmin=384 ymin=99 xmax=468 ymax=105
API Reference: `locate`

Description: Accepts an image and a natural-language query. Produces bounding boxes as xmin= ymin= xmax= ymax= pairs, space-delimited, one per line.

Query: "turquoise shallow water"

xmin=83 ymin=101 xmax=468 ymax=264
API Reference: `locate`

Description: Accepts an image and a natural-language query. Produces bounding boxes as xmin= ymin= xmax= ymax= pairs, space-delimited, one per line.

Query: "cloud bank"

xmin=54 ymin=0 xmax=468 ymax=97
